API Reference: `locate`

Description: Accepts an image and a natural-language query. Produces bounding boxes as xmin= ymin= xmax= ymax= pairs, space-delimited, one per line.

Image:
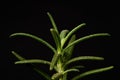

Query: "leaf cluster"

xmin=10 ymin=12 xmax=114 ymax=80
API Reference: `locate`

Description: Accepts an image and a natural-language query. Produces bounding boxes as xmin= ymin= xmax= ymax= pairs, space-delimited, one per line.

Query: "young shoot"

xmin=10 ymin=12 xmax=114 ymax=80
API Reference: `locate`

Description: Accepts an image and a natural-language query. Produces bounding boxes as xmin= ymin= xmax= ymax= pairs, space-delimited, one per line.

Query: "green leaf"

xmin=64 ymin=33 xmax=110 ymax=51
xmin=33 ymin=67 xmax=51 ymax=80
xmin=15 ymin=59 xmax=51 ymax=65
xmin=10 ymin=33 xmax=56 ymax=53
xmin=11 ymin=51 xmax=25 ymax=60
xmin=64 ymin=56 xmax=104 ymax=67
xmin=50 ymin=53 xmax=60 ymax=70
xmin=71 ymin=66 xmax=114 ymax=80
xmin=63 ymin=68 xmax=79 ymax=74
xmin=62 ymin=23 xmax=86 ymax=47
xmin=62 ymin=68 xmax=79 ymax=80
xmin=63 ymin=35 xmax=76 ymax=61
xmin=11 ymin=51 xmax=51 ymax=80
xmin=63 ymin=74 xmax=67 ymax=80
xmin=70 ymin=65 xmax=85 ymax=69
xmin=47 ymin=12 xmax=59 ymax=34
xmin=50 ymin=28 xmax=61 ymax=51
xmin=60 ymin=30 xmax=69 ymax=39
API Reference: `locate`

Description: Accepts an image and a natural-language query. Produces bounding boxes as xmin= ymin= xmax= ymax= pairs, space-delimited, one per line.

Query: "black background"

xmin=1 ymin=1 xmax=119 ymax=80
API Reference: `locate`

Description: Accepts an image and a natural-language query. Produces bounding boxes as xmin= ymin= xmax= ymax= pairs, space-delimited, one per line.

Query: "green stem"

xmin=57 ymin=54 xmax=64 ymax=80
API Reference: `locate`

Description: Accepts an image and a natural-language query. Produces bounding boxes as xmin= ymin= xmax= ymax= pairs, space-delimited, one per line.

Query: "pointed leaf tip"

xmin=11 ymin=51 xmax=25 ymax=60
xmin=47 ymin=12 xmax=59 ymax=34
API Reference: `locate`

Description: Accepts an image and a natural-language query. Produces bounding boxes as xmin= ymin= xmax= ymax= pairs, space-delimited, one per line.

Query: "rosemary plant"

xmin=10 ymin=12 xmax=114 ymax=80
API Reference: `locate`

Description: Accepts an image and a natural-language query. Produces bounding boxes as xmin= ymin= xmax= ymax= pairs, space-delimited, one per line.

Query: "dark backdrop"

xmin=1 ymin=1 xmax=119 ymax=80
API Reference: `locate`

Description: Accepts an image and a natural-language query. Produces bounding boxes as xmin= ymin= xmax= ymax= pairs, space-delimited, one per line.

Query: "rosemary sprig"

xmin=10 ymin=12 xmax=114 ymax=80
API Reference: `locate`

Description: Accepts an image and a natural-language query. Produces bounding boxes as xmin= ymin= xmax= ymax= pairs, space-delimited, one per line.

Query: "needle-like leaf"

xmin=62 ymin=23 xmax=86 ymax=47
xmin=10 ymin=33 xmax=56 ymax=53
xmin=11 ymin=51 xmax=25 ymax=60
xmin=63 ymin=35 xmax=76 ymax=61
xmin=11 ymin=51 xmax=51 ymax=80
xmin=60 ymin=29 xmax=69 ymax=45
xmin=47 ymin=12 xmax=59 ymax=34
xmin=71 ymin=66 xmax=114 ymax=80
xmin=50 ymin=28 xmax=61 ymax=51
xmin=33 ymin=67 xmax=51 ymax=80
xmin=64 ymin=56 xmax=104 ymax=67
xmin=50 ymin=53 xmax=60 ymax=70
xmin=60 ymin=30 xmax=69 ymax=39
xmin=63 ymin=68 xmax=79 ymax=74
xmin=15 ymin=59 xmax=51 ymax=65
xmin=64 ymin=33 xmax=110 ymax=51
xmin=70 ymin=65 xmax=85 ymax=69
